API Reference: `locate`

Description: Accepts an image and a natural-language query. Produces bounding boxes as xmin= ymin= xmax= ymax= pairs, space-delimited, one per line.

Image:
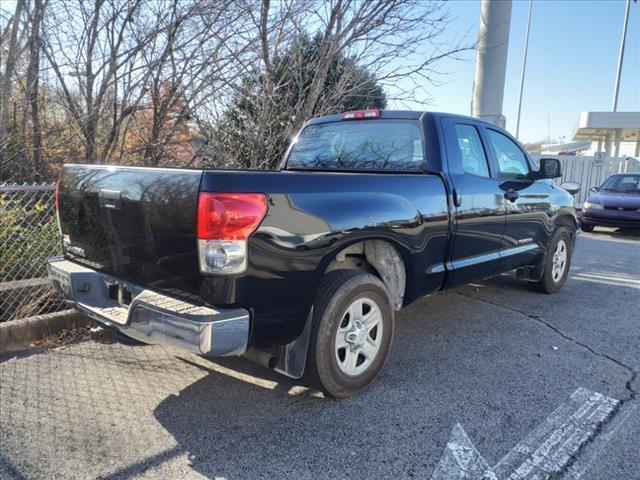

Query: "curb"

xmin=0 ymin=309 xmax=91 ymax=353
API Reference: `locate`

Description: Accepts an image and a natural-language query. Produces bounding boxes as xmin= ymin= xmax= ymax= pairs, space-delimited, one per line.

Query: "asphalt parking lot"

xmin=1 ymin=228 xmax=638 ymax=480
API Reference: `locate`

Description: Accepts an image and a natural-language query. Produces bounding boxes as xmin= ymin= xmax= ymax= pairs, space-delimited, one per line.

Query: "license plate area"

xmin=106 ymin=281 xmax=134 ymax=307
xmin=47 ymin=258 xmax=136 ymax=325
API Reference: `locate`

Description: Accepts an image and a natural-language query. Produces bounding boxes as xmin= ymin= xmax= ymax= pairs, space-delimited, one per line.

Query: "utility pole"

xmin=547 ymin=112 xmax=551 ymax=143
xmin=515 ymin=0 xmax=533 ymax=139
xmin=471 ymin=0 xmax=513 ymax=128
xmin=612 ymin=0 xmax=631 ymax=112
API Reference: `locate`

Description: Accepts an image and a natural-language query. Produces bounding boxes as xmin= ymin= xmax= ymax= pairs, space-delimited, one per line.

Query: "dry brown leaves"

xmin=28 ymin=325 xmax=91 ymax=351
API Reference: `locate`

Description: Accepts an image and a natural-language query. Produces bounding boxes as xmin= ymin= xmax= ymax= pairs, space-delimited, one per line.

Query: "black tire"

xmin=531 ymin=227 xmax=572 ymax=294
xmin=581 ymin=224 xmax=594 ymax=232
xmin=305 ymin=270 xmax=394 ymax=398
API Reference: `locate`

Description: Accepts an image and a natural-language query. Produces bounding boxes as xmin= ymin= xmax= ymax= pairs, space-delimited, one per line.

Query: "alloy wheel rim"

xmin=551 ymin=239 xmax=568 ymax=283
xmin=334 ymin=296 xmax=383 ymax=377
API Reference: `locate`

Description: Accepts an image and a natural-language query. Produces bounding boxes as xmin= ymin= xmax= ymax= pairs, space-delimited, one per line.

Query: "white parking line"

xmin=562 ymin=403 xmax=636 ymax=480
xmin=430 ymin=388 xmax=619 ymax=480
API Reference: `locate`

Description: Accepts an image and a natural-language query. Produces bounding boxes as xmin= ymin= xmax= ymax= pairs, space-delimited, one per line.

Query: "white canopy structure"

xmin=540 ymin=141 xmax=592 ymax=154
xmin=571 ymin=111 xmax=640 ymax=157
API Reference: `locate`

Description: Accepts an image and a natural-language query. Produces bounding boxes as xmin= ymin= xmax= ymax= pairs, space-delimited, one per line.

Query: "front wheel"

xmin=531 ymin=227 xmax=572 ymax=294
xmin=305 ymin=270 xmax=394 ymax=398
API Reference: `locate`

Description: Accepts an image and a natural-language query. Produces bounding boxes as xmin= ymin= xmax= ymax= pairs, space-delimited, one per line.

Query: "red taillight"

xmin=341 ymin=109 xmax=381 ymax=120
xmin=197 ymin=193 xmax=267 ymax=240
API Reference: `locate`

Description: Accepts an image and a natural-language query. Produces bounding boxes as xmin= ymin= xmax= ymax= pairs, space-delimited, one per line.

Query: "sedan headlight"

xmin=583 ymin=202 xmax=603 ymax=210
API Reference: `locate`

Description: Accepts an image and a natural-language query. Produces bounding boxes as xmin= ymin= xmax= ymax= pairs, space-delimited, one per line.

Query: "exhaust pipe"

xmin=244 ymin=347 xmax=277 ymax=369
xmin=89 ymin=325 xmax=118 ymax=344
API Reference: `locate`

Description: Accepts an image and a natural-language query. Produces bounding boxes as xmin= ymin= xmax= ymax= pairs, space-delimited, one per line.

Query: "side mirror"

xmin=535 ymin=158 xmax=562 ymax=179
xmin=560 ymin=181 xmax=581 ymax=195
xmin=589 ymin=186 xmax=598 ymax=193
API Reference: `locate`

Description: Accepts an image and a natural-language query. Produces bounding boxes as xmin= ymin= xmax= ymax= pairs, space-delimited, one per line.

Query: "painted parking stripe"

xmin=430 ymin=388 xmax=619 ymax=480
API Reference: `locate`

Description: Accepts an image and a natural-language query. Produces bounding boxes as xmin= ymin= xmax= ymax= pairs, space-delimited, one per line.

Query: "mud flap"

xmin=273 ymin=308 xmax=313 ymax=379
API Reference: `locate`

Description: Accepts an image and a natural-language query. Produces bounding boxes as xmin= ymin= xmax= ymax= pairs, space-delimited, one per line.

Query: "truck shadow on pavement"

xmin=143 ymin=355 xmax=365 ymax=479
xmin=103 ymin=279 xmax=632 ymax=479
xmin=3 ymin=232 xmax=637 ymax=479
xmin=98 ymin=232 xmax=640 ymax=479
xmin=105 ymin=292 xmax=488 ymax=479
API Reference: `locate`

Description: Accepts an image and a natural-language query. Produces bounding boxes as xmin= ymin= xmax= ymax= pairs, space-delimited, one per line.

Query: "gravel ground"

xmin=1 ymin=227 xmax=638 ymax=479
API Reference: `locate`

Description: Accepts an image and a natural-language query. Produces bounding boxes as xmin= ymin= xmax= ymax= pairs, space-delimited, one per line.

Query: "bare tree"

xmin=293 ymin=0 xmax=470 ymax=132
xmin=1 ymin=0 xmax=472 ymax=179
xmin=0 ymin=0 xmax=25 ymax=157
xmin=213 ymin=0 xmax=471 ymax=169
xmin=250 ymin=0 xmax=304 ymax=168
xmin=134 ymin=0 xmax=255 ymax=166
xmin=26 ymin=0 xmax=45 ymax=180
xmin=38 ymin=0 xmax=257 ymax=166
xmin=41 ymin=0 xmax=157 ymax=163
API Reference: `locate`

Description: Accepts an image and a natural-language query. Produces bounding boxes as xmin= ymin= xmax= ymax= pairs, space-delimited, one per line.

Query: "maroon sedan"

xmin=581 ymin=173 xmax=640 ymax=231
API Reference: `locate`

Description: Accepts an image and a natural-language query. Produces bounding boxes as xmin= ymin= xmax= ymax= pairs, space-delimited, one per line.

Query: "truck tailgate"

xmin=57 ymin=165 xmax=203 ymax=298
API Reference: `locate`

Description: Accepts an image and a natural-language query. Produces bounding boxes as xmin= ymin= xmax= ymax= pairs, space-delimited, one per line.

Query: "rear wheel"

xmin=581 ymin=224 xmax=594 ymax=232
xmin=531 ymin=227 xmax=572 ymax=294
xmin=306 ymin=270 xmax=394 ymax=398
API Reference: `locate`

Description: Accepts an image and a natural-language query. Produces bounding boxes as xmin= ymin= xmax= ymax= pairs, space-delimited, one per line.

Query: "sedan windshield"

xmin=599 ymin=175 xmax=640 ymax=194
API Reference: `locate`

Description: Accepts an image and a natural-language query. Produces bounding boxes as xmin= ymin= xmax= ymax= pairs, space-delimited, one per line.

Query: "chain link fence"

xmin=1 ymin=183 xmax=66 ymax=322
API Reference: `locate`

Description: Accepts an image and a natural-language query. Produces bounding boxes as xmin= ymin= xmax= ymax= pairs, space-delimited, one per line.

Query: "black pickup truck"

xmin=48 ymin=110 xmax=579 ymax=397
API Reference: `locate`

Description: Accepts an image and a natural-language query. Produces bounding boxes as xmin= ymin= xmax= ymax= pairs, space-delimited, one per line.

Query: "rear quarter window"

xmin=286 ymin=120 xmax=425 ymax=171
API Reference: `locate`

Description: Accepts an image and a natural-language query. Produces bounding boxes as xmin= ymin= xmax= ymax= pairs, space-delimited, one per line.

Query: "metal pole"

xmin=612 ymin=0 xmax=631 ymax=112
xmin=472 ymin=0 xmax=513 ymax=128
xmin=547 ymin=112 xmax=551 ymax=142
xmin=614 ymin=130 xmax=621 ymax=157
xmin=515 ymin=0 xmax=533 ymax=139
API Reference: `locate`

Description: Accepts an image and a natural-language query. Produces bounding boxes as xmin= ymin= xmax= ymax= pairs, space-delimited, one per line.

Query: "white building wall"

xmin=582 ymin=141 xmax=638 ymax=157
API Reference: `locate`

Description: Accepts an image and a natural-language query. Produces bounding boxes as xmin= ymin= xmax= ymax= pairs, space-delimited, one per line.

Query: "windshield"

xmin=286 ymin=120 xmax=425 ymax=171
xmin=599 ymin=175 xmax=640 ymax=194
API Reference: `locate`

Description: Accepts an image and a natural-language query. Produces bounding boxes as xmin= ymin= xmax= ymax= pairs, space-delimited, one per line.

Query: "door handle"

xmin=99 ymin=189 xmax=122 ymax=210
xmin=452 ymin=188 xmax=462 ymax=207
xmin=504 ymin=189 xmax=519 ymax=202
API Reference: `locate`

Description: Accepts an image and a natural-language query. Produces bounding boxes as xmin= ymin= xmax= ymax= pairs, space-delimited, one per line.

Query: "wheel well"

xmin=324 ymin=240 xmax=406 ymax=310
xmin=556 ymin=214 xmax=577 ymax=232
xmin=555 ymin=214 xmax=578 ymax=243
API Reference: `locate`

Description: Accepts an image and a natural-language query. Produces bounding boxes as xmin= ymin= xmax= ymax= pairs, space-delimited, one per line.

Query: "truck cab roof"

xmin=306 ymin=110 xmax=499 ymax=129
xmin=301 ymin=110 xmax=510 ymax=175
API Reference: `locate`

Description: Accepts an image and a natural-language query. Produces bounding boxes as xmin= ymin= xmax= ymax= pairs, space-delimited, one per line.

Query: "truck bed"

xmin=57 ymin=164 xmax=449 ymax=346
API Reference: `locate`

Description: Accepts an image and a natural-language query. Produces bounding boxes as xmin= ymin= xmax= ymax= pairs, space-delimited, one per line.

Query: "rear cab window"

xmin=454 ymin=124 xmax=491 ymax=177
xmin=286 ymin=120 xmax=425 ymax=171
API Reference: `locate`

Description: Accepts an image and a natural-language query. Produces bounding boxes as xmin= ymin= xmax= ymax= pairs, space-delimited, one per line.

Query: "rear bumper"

xmin=581 ymin=210 xmax=640 ymax=229
xmin=46 ymin=257 xmax=250 ymax=356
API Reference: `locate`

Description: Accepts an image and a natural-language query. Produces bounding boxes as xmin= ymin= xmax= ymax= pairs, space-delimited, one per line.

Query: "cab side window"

xmin=486 ymin=129 xmax=530 ymax=179
xmin=454 ymin=124 xmax=490 ymax=177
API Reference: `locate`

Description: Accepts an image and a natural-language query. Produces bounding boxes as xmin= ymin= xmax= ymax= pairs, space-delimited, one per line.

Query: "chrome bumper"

xmin=46 ymin=257 xmax=249 ymax=356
